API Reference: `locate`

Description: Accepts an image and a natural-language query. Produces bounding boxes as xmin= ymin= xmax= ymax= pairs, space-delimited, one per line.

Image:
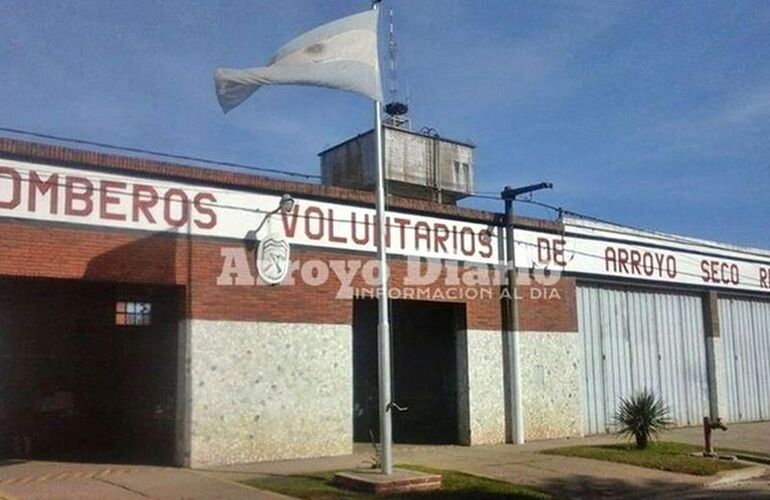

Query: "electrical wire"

xmin=0 ymin=164 xmax=504 ymax=238
xmin=0 ymin=126 xmax=594 ymax=228
xmin=470 ymin=190 xmax=770 ymax=258
xmin=1 ymin=126 xmax=766 ymax=258
xmin=562 ymin=210 xmax=770 ymax=259
xmin=0 ymin=126 xmax=321 ymax=181
xmin=0 ymin=166 xmax=766 ymax=286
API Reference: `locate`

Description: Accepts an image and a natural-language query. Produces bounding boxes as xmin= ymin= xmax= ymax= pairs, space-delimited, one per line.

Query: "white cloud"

xmin=720 ymin=86 xmax=770 ymax=125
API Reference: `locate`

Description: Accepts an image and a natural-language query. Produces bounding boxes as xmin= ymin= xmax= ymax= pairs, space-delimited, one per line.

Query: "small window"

xmin=115 ymin=301 xmax=152 ymax=326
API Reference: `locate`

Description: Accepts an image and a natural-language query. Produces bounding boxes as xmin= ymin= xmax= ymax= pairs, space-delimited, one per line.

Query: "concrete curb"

xmin=734 ymin=454 xmax=770 ymax=466
xmin=705 ymin=465 xmax=767 ymax=487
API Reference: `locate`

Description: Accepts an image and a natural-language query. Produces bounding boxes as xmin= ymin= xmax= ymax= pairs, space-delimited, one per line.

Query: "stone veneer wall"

xmin=187 ymin=320 xmax=352 ymax=467
xmin=520 ymin=331 xmax=582 ymax=439
xmin=457 ymin=329 xmax=506 ymax=445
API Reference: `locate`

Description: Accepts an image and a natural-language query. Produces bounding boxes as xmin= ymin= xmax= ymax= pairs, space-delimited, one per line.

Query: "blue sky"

xmin=1 ymin=0 xmax=768 ymax=247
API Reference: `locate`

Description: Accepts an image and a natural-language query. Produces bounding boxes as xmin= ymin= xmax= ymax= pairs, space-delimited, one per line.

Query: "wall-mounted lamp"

xmin=278 ymin=193 xmax=295 ymax=213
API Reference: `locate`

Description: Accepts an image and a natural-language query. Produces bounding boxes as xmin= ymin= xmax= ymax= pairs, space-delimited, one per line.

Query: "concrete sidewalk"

xmin=0 ymin=422 xmax=766 ymax=498
xmin=661 ymin=421 xmax=770 ymax=456
xmin=204 ymin=421 xmax=770 ymax=498
xmin=203 ymin=442 xmax=694 ymax=498
xmin=0 ymin=460 xmax=291 ymax=500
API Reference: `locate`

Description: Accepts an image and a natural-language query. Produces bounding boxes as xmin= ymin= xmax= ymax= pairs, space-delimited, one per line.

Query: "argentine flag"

xmin=214 ymin=10 xmax=383 ymax=113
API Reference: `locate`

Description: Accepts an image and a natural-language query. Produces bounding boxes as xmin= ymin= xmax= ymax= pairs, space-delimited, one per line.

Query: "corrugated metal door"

xmin=718 ymin=297 xmax=770 ymax=422
xmin=578 ymin=285 xmax=710 ymax=435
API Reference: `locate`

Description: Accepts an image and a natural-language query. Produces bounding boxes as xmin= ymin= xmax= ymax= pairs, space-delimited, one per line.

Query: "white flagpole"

xmin=371 ymin=0 xmax=393 ymax=476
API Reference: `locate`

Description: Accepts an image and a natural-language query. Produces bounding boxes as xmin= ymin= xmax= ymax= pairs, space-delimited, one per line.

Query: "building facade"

xmin=0 ymin=138 xmax=768 ymax=467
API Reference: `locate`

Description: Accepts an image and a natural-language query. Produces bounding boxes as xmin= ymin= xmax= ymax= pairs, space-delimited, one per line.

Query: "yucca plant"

xmin=615 ymin=389 xmax=672 ymax=449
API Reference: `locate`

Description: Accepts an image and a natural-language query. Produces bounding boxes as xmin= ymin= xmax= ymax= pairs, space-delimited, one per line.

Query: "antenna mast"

xmin=384 ymin=8 xmax=410 ymax=129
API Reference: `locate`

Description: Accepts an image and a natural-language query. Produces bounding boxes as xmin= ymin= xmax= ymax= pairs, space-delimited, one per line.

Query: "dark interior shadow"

xmin=1 ymin=230 xmax=187 ymax=467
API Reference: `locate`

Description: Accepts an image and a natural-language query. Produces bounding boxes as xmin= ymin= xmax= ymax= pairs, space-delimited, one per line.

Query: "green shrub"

xmin=615 ymin=389 xmax=672 ymax=449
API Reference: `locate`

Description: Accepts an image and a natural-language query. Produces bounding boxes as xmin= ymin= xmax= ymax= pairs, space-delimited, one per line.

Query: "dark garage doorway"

xmin=353 ymin=299 xmax=461 ymax=444
xmin=0 ymin=276 xmax=182 ymax=465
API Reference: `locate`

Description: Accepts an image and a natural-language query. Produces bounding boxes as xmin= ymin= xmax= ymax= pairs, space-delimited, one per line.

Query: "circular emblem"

xmin=256 ymin=237 xmax=291 ymax=285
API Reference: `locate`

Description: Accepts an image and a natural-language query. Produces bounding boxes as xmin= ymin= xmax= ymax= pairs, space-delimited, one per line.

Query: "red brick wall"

xmin=0 ymin=138 xmax=575 ymax=332
xmin=0 ymin=220 xmax=577 ymax=332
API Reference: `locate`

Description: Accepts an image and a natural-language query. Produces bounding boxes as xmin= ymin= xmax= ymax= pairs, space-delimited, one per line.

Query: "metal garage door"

xmin=578 ymin=285 xmax=710 ymax=434
xmin=718 ymin=297 xmax=770 ymax=422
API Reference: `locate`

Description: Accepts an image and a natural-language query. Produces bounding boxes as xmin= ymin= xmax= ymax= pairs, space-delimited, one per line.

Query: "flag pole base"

xmin=333 ymin=469 xmax=442 ymax=495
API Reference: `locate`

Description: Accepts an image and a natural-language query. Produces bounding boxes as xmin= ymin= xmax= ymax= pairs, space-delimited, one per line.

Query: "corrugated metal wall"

xmin=578 ymin=285 xmax=710 ymax=435
xmin=718 ymin=297 xmax=770 ymax=422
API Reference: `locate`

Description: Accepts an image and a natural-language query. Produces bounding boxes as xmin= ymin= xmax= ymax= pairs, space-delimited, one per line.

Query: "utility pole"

xmin=501 ymin=182 xmax=553 ymax=445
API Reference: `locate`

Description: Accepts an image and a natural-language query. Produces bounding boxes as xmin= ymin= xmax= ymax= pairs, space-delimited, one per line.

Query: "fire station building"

xmin=0 ymin=136 xmax=768 ymax=467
